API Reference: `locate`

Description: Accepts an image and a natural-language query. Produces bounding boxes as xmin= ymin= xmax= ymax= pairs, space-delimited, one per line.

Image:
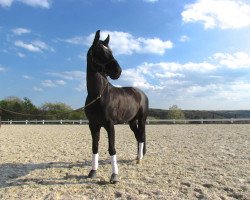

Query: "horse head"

xmin=88 ymin=30 xmax=122 ymax=80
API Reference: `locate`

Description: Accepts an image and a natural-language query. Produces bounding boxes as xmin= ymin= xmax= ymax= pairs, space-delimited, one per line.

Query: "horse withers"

xmin=84 ymin=30 xmax=149 ymax=184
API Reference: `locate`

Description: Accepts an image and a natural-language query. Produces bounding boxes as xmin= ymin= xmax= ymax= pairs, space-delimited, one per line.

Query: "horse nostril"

xmin=116 ymin=68 xmax=121 ymax=76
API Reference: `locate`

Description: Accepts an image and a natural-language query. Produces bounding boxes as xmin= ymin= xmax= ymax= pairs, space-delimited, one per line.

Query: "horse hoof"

xmin=110 ymin=174 xmax=119 ymax=184
xmin=88 ymin=170 xmax=97 ymax=178
xmin=136 ymin=159 xmax=142 ymax=164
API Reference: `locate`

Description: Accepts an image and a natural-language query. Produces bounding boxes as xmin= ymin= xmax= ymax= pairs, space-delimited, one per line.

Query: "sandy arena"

xmin=0 ymin=124 xmax=249 ymax=199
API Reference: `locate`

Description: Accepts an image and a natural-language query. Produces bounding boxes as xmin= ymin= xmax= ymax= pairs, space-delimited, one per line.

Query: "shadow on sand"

xmin=0 ymin=159 xmax=134 ymax=188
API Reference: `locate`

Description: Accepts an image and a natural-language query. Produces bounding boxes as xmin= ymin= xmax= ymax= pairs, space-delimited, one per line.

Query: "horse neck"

xmin=86 ymin=62 xmax=108 ymax=98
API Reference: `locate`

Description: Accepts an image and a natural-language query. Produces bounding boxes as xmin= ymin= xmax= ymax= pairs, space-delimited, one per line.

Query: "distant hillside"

xmin=149 ymin=108 xmax=250 ymax=119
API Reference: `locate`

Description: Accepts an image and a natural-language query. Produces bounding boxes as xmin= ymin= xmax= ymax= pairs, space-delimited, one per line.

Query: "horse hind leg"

xmin=129 ymin=119 xmax=139 ymax=153
xmin=129 ymin=118 xmax=139 ymax=140
xmin=129 ymin=119 xmax=145 ymax=164
xmin=138 ymin=118 xmax=146 ymax=156
xmin=136 ymin=116 xmax=147 ymax=164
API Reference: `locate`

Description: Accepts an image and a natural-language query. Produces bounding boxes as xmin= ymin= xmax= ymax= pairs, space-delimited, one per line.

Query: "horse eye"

xmin=94 ymin=45 xmax=102 ymax=53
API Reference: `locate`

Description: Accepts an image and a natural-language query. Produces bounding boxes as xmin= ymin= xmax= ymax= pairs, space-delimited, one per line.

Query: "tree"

xmin=40 ymin=102 xmax=73 ymax=119
xmin=0 ymin=96 xmax=86 ymax=120
xmin=23 ymin=97 xmax=37 ymax=113
xmin=40 ymin=102 xmax=72 ymax=112
xmin=167 ymin=105 xmax=185 ymax=119
xmin=0 ymin=96 xmax=24 ymax=120
xmin=68 ymin=111 xmax=86 ymax=120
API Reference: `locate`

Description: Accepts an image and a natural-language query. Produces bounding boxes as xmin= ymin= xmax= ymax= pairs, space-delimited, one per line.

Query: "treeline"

xmin=0 ymin=96 xmax=86 ymax=120
xmin=149 ymin=108 xmax=250 ymax=119
xmin=0 ymin=98 xmax=185 ymax=121
xmin=1 ymin=97 xmax=249 ymax=120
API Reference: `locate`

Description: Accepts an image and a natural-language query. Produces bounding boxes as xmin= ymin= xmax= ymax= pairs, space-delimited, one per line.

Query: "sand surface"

xmin=0 ymin=124 xmax=249 ymax=200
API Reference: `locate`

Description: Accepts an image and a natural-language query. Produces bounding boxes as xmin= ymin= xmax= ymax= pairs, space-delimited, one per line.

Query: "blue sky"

xmin=1 ymin=0 xmax=250 ymax=110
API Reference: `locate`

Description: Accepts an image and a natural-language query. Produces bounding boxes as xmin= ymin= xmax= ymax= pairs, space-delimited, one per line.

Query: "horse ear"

xmin=104 ymin=34 xmax=110 ymax=45
xmin=93 ymin=30 xmax=100 ymax=45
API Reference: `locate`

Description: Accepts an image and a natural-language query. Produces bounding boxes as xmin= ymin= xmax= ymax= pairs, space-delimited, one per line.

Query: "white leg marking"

xmin=111 ymin=155 xmax=118 ymax=174
xmin=92 ymin=153 xmax=99 ymax=170
xmin=138 ymin=142 xmax=144 ymax=160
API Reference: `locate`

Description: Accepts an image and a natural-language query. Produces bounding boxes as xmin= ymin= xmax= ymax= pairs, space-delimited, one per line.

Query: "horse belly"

xmin=109 ymin=100 xmax=139 ymax=124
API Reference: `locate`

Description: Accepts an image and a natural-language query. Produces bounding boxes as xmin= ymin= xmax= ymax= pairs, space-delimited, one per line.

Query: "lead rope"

xmin=0 ymin=82 xmax=108 ymax=119
xmin=83 ymin=81 xmax=108 ymax=109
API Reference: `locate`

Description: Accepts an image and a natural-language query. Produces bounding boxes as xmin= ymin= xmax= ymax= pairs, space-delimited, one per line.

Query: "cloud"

xmin=130 ymin=52 xmax=250 ymax=82
xmin=155 ymin=72 xmax=184 ymax=78
xmin=138 ymin=61 xmax=217 ymax=74
xmin=14 ymin=40 xmax=54 ymax=52
xmin=137 ymin=37 xmax=173 ymax=55
xmin=121 ymin=68 xmax=162 ymax=90
xmin=41 ymin=79 xmax=66 ymax=87
xmin=55 ymin=80 xmax=66 ymax=86
xmin=75 ymin=81 xmax=85 ymax=92
xmin=47 ymin=71 xmax=85 ymax=80
xmin=31 ymin=40 xmax=54 ymax=52
xmin=182 ymin=0 xmax=250 ymax=29
xmin=0 ymin=0 xmax=13 ymax=7
xmin=213 ymin=52 xmax=250 ymax=69
xmin=22 ymin=75 xmax=33 ymax=79
xmin=64 ymin=30 xmax=173 ymax=55
xmin=184 ymin=81 xmax=250 ymax=102
xmin=0 ymin=0 xmax=51 ymax=8
xmin=78 ymin=53 xmax=86 ymax=61
xmin=112 ymin=51 xmax=250 ymax=109
xmin=93 ymin=31 xmax=141 ymax=55
xmin=63 ymin=36 xmax=86 ymax=45
xmin=17 ymin=52 xmax=26 ymax=58
xmin=179 ymin=35 xmax=190 ymax=42
xmin=33 ymin=86 xmax=43 ymax=92
xmin=143 ymin=0 xmax=158 ymax=3
xmin=117 ymin=61 xmax=216 ymax=91
xmin=41 ymin=80 xmax=57 ymax=87
xmin=14 ymin=40 xmax=40 ymax=52
xmin=98 ymin=31 xmax=173 ymax=55
xmin=0 ymin=66 xmax=6 ymax=72
xmin=18 ymin=0 xmax=51 ymax=8
xmin=47 ymin=70 xmax=85 ymax=91
xmin=12 ymin=28 xmax=31 ymax=35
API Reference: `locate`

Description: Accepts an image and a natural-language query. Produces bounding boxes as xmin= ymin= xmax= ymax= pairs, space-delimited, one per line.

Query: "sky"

xmin=1 ymin=0 xmax=250 ymax=110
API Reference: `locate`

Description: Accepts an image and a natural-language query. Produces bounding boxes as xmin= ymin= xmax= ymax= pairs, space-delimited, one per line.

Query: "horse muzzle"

xmin=110 ymin=68 xmax=121 ymax=80
xmin=107 ymin=60 xmax=122 ymax=80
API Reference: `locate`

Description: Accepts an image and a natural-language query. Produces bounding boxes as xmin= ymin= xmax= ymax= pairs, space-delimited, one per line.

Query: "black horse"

xmin=84 ymin=30 xmax=149 ymax=184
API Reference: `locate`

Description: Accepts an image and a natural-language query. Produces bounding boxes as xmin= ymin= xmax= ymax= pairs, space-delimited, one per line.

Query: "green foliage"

xmin=0 ymin=96 xmax=24 ymax=120
xmin=23 ymin=97 xmax=37 ymax=113
xmin=148 ymin=109 xmax=250 ymax=119
xmin=167 ymin=105 xmax=185 ymax=120
xmin=68 ymin=111 xmax=86 ymax=120
xmin=40 ymin=102 xmax=72 ymax=120
xmin=40 ymin=102 xmax=72 ymax=112
xmin=148 ymin=108 xmax=168 ymax=119
xmin=147 ymin=116 xmax=160 ymax=120
xmin=0 ymin=97 xmax=86 ymax=120
xmin=2 ymin=97 xmax=250 ymax=121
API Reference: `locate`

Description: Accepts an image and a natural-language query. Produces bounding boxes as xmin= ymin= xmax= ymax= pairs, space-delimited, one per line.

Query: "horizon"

xmin=1 ymin=0 xmax=250 ymax=110
xmin=1 ymin=95 xmax=250 ymax=112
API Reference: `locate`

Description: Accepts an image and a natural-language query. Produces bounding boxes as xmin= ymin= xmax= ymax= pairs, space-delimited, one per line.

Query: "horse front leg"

xmin=88 ymin=123 xmax=101 ymax=178
xmin=104 ymin=121 xmax=119 ymax=184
